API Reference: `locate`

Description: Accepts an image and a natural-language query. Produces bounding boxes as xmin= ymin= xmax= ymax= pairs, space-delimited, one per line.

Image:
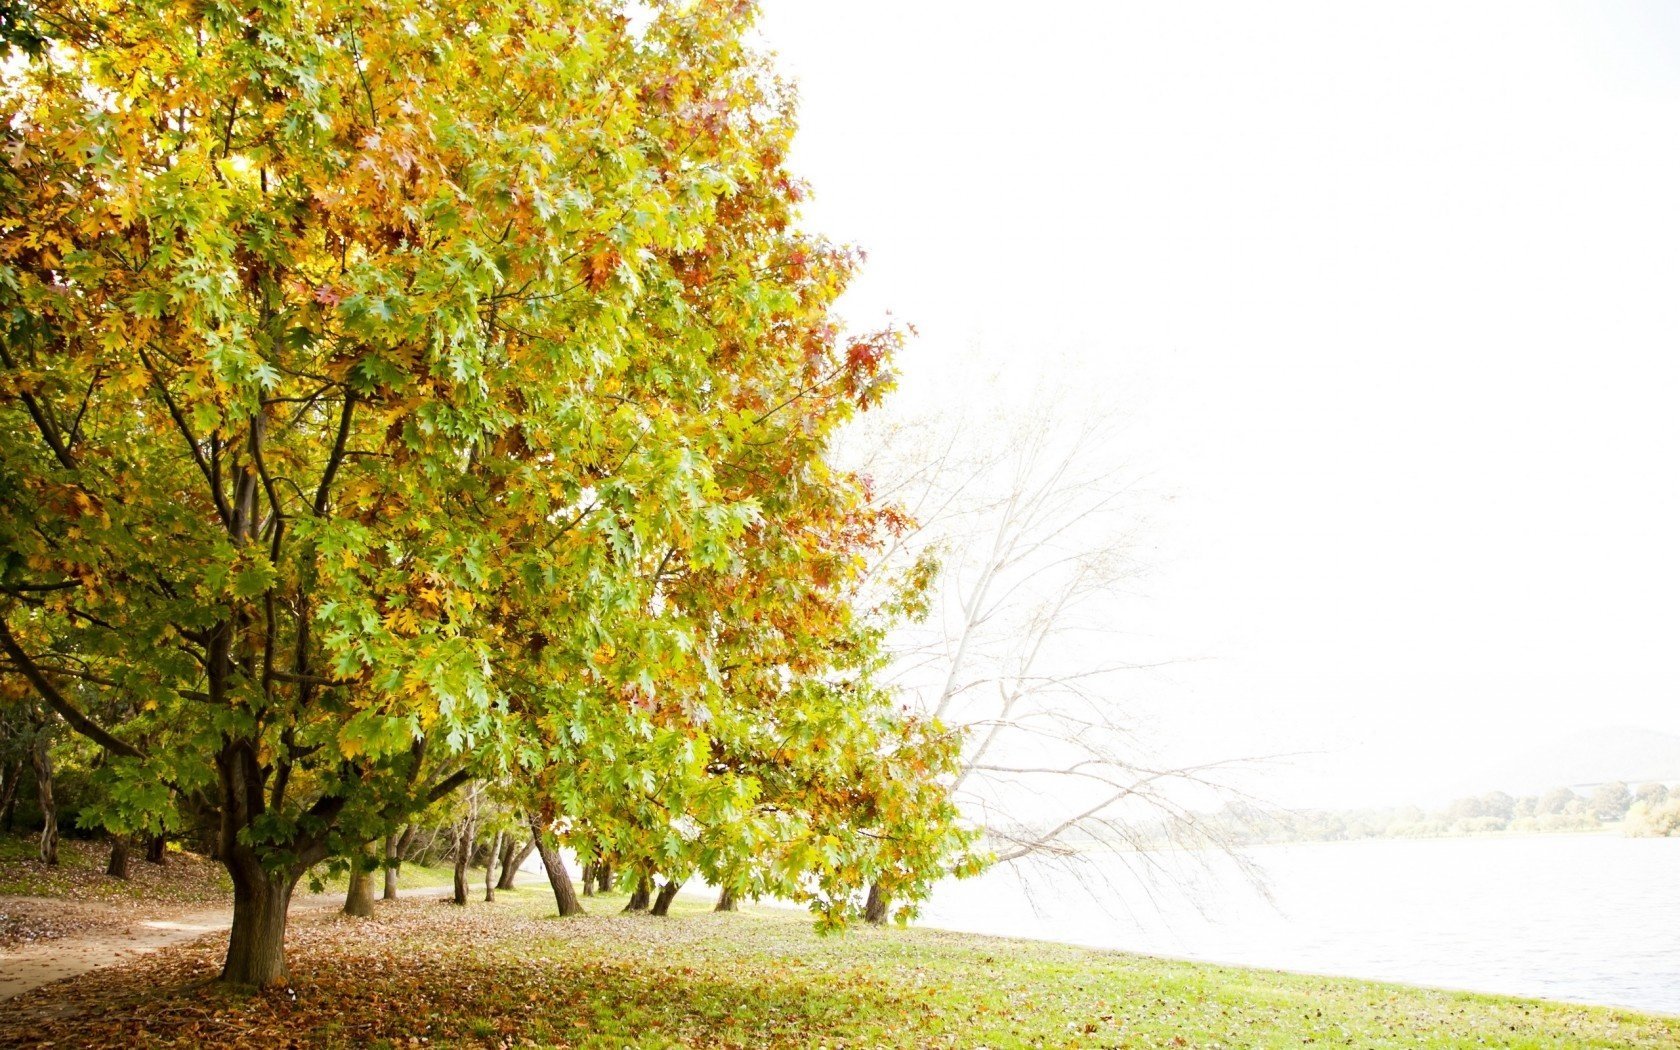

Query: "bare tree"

xmin=849 ymin=392 xmax=1259 ymax=920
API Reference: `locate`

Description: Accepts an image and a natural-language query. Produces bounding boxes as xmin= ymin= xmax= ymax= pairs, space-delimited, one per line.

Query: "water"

xmin=914 ymin=834 xmax=1680 ymax=1014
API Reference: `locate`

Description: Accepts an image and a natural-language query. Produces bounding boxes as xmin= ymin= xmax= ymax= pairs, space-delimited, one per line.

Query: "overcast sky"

xmin=756 ymin=1 xmax=1680 ymax=807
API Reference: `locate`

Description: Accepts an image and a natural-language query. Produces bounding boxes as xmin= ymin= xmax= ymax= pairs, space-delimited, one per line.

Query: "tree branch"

xmin=0 ymin=615 xmax=144 ymax=760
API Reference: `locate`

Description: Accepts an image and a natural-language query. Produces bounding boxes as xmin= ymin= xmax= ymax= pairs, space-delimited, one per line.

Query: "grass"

xmin=0 ymin=834 xmax=475 ymax=902
xmin=1 ymin=885 xmax=1673 ymax=1048
xmin=0 ymin=835 xmax=232 ymax=904
xmin=302 ymin=857 xmax=469 ymax=896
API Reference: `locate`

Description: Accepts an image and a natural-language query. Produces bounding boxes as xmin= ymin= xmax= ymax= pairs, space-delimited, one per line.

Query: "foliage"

xmin=1623 ymin=797 xmax=1680 ymax=838
xmin=2 ymin=892 xmax=1675 ymax=1048
xmin=0 ymin=0 xmax=969 ymax=981
xmin=1194 ymin=780 xmax=1665 ymax=848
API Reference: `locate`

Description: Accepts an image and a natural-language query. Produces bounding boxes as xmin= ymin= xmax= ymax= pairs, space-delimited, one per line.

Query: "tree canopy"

xmin=0 ymin=0 xmax=976 ymax=986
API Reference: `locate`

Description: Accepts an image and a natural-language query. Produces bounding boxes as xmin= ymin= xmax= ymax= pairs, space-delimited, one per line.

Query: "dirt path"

xmin=0 ymin=883 xmax=471 ymax=1000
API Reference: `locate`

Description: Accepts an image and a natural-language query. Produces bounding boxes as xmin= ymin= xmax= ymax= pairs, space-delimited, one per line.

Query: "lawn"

xmin=1 ymin=886 xmax=1672 ymax=1048
xmin=0 ymin=835 xmax=232 ymax=905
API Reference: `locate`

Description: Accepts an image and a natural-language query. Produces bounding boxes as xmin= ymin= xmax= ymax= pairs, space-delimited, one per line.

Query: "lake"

xmin=912 ymin=833 xmax=1680 ymax=1014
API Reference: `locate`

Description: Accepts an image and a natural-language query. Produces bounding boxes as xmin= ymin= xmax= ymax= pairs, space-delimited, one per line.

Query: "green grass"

xmin=302 ymin=857 xmax=469 ymax=896
xmin=0 ymin=835 xmax=232 ymax=904
xmin=0 ymin=833 xmax=474 ymax=905
xmin=2 ymin=885 xmax=1673 ymax=1048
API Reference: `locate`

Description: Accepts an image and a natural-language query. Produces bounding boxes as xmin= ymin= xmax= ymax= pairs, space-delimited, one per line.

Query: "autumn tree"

xmin=1 ymin=0 xmax=960 ymax=986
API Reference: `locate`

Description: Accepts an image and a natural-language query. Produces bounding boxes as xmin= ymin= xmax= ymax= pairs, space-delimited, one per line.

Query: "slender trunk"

xmin=495 ymin=834 xmax=517 ymax=887
xmin=484 ymin=830 xmax=502 ymax=902
xmin=145 ymin=833 xmax=167 ymax=864
xmin=105 ymin=835 xmax=131 ymax=879
xmin=496 ymin=836 xmax=534 ymax=891
xmin=382 ymin=832 xmax=400 ymax=900
xmin=864 ymin=882 xmax=890 ymax=925
xmin=580 ymin=860 xmax=596 ymax=897
xmin=623 ymin=874 xmax=650 ymax=913
xmin=595 ymin=861 xmax=612 ymax=894
xmin=0 ymin=758 xmax=22 ymax=832
xmin=452 ymin=823 xmax=471 ymax=906
xmin=715 ymin=887 xmax=738 ymax=912
xmin=650 ymin=879 xmax=680 ymax=917
xmin=529 ymin=817 xmax=584 ymax=917
xmin=221 ymin=850 xmax=301 ymax=988
xmin=343 ymin=841 xmax=376 ymax=918
xmin=30 ymin=731 xmax=56 ymax=866
xmin=414 ymin=824 xmax=444 ymax=867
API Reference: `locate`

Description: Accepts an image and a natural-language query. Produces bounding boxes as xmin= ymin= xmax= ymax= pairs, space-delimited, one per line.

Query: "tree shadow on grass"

xmin=0 ymin=911 xmax=933 ymax=1049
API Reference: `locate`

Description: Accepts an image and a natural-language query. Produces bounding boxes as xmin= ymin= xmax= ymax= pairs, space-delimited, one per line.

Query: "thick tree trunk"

xmin=650 ymin=879 xmax=680 ymax=917
xmin=343 ymin=842 xmax=377 ymax=918
xmin=496 ymin=835 xmax=534 ymax=891
xmin=484 ymin=830 xmax=502 ymax=902
xmin=144 ymin=833 xmax=167 ymax=864
xmin=30 ymin=732 xmax=56 ymax=866
xmin=529 ymin=818 xmax=584 ymax=917
xmin=623 ymin=874 xmax=650 ymax=913
xmin=0 ymin=758 xmax=22 ymax=833
xmin=105 ymin=836 xmax=130 ymax=879
xmin=221 ymin=854 xmax=301 ymax=988
xmin=715 ymin=887 xmax=738 ymax=912
xmin=382 ymin=831 xmax=401 ymax=901
xmin=864 ymin=882 xmax=890 ymax=925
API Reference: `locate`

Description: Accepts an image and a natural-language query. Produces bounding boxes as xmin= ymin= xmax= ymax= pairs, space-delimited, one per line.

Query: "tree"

xmin=495 ymin=831 xmax=535 ymax=891
xmin=1635 ymin=783 xmax=1670 ymax=809
xmin=1588 ymin=781 xmax=1632 ymax=822
xmin=847 ymin=402 xmax=1246 ymax=920
xmin=1625 ymin=796 xmax=1680 ymax=837
xmin=1479 ymin=791 xmax=1515 ymax=822
xmin=2 ymin=0 xmax=963 ymax=985
xmin=1539 ymin=788 xmax=1577 ymax=816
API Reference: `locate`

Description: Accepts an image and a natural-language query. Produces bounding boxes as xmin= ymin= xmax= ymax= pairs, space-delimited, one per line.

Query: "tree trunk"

xmin=864 ymin=882 xmax=890 ymax=925
xmin=484 ymin=829 xmax=502 ymax=902
xmin=221 ymin=853 xmax=301 ymax=988
xmin=382 ymin=831 xmax=401 ymax=900
xmin=715 ymin=887 xmax=738 ymax=912
xmin=452 ymin=825 xmax=471 ymax=906
xmin=580 ymin=860 xmax=596 ymax=897
xmin=595 ymin=861 xmax=612 ymax=894
xmin=623 ymin=874 xmax=650 ymax=913
xmin=495 ymin=833 xmax=517 ymax=887
xmin=144 ymin=833 xmax=167 ymax=864
xmin=496 ymin=835 xmax=534 ymax=891
xmin=343 ymin=842 xmax=377 ymax=918
xmin=105 ymin=836 xmax=131 ymax=879
xmin=0 ymin=758 xmax=22 ymax=833
xmin=30 ymin=731 xmax=56 ymax=866
xmin=529 ymin=818 xmax=585 ymax=917
xmin=650 ymin=879 xmax=680 ymax=917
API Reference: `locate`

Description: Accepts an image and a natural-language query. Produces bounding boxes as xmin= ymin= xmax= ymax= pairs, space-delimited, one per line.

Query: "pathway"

xmin=0 ymin=881 xmax=502 ymax=1000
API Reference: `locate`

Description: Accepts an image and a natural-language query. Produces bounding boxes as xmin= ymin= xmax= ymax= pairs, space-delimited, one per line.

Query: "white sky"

xmin=757 ymin=1 xmax=1680 ymax=807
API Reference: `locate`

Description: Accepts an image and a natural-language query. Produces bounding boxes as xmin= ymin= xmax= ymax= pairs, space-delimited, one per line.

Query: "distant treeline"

xmin=1200 ymin=781 xmax=1680 ymax=846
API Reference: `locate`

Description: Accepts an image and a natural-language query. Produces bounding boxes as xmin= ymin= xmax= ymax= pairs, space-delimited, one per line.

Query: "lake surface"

xmin=913 ymin=834 xmax=1680 ymax=1014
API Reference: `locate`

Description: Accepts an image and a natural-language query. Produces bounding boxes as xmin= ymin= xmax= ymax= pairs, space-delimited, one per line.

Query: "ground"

xmin=1 ymin=883 xmax=1674 ymax=1049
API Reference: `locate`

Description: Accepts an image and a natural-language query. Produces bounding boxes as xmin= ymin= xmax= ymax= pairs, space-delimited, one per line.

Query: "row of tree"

xmin=1199 ymin=782 xmax=1673 ymax=846
xmin=0 ymin=0 xmax=985 ymax=987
